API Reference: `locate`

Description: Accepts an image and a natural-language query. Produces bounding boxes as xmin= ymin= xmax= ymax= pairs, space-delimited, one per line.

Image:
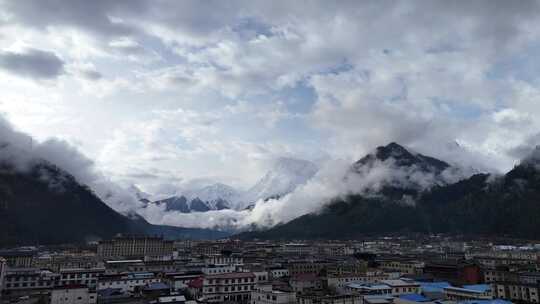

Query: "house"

xmin=251 ymin=285 xmax=296 ymax=304
xmin=290 ymin=274 xmax=323 ymax=294
xmin=201 ymin=272 xmax=258 ymax=303
xmin=379 ymin=279 xmax=420 ymax=295
xmin=50 ymin=284 xmax=97 ymax=304
xmin=443 ymin=284 xmax=492 ymax=301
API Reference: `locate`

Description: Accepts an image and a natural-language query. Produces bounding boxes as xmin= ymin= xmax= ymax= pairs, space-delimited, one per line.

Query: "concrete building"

xmin=50 ymin=285 xmax=97 ymax=304
xmin=0 ymin=250 xmax=36 ymax=268
xmin=443 ymin=284 xmax=492 ymax=301
xmin=379 ymin=259 xmax=424 ymax=275
xmin=2 ymin=268 xmax=59 ymax=295
xmin=379 ymin=279 xmax=420 ymax=295
xmin=58 ymin=267 xmax=105 ymax=289
xmin=269 ymin=268 xmax=289 ymax=279
xmin=251 ymin=286 xmax=296 ymax=304
xmin=97 ymin=236 xmax=174 ymax=259
xmin=97 ymin=272 xmax=160 ymax=293
xmin=201 ymin=272 xmax=258 ymax=303
xmin=202 ymin=264 xmax=236 ymax=275
xmin=297 ymin=294 xmax=362 ymax=304
xmin=0 ymin=257 xmax=6 ymax=297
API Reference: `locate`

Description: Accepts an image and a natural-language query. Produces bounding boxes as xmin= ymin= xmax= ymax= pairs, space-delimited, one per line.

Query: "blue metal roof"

xmin=419 ymin=282 xmax=451 ymax=293
xmin=399 ymin=294 xmax=430 ymax=302
xmin=458 ymin=300 xmax=512 ymax=304
xmin=462 ymin=284 xmax=491 ymax=293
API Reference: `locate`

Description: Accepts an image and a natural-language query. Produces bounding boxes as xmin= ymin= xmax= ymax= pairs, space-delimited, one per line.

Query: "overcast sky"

xmin=1 ymin=0 xmax=540 ymax=194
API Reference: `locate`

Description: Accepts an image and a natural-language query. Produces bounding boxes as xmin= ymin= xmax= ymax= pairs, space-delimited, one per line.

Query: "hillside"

xmin=238 ymin=144 xmax=540 ymax=240
xmin=0 ymin=161 xmax=229 ymax=246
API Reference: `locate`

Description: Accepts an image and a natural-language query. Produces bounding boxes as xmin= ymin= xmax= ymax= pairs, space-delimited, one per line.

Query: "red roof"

xmin=188 ymin=277 xmax=204 ymax=289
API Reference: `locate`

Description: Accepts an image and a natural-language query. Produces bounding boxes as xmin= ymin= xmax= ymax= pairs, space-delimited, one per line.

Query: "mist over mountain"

xmin=239 ymin=143 xmax=540 ymax=240
xmin=140 ymin=157 xmax=318 ymax=216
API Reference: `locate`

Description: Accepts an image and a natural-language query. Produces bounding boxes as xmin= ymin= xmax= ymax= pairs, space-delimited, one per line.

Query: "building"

xmin=378 ymin=259 xmax=424 ymax=275
xmin=297 ymin=294 xmax=362 ymax=304
xmin=290 ymin=274 xmax=323 ymax=294
xmin=287 ymin=260 xmax=329 ymax=276
xmin=58 ymin=267 xmax=105 ymax=289
xmin=104 ymin=259 xmax=146 ymax=273
xmin=489 ymin=271 xmax=540 ymax=303
xmin=379 ymin=279 xmax=420 ymax=295
xmin=443 ymin=284 xmax=493 ymax=301
xmin=269 ymin=268 xmax=289 ymax=279
xmin=202 ymin=272 xmax=258 ymax=303
xmin=202 ymin=264 xmax=236 ymax=275
xmin=97 ymin=236 xmax=174 ymax=259
xmin=344 ymin=282 xmax=392 ymax=296
xmin=326 ymin=271 xmax=388 ymax=293
xmin=423 ymin=261 xmax=481 ymax=285
xmin=163 ymin=272 xmax=203 ymax=291
xmin=2 ymin=268 xmax=59 ymax=295
xmin=204 ymin=255 xmax=243 ymax=265
xmin=251 ymin=286 xmax=296 ymax=304
xmin=97 ymin=272 xmax=160 ymax=293
xmin=50 ymin=285 xmax=97 ymax=304
xmin=0 ymin=250 xmax=36 ymax=268
xmin=0 ymin=257 xmax=6 ymax=297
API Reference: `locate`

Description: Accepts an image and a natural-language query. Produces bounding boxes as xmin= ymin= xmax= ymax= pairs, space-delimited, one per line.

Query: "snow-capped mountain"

xmin=184 ymin=183 xmax=241 ymax=209
xmin=145 ymin=158 xmax=319 ymax=213
xmin=147 ymin=182 xmax=240 ymax=213
xmin=239 ymin=157 xmax=319 ymax=208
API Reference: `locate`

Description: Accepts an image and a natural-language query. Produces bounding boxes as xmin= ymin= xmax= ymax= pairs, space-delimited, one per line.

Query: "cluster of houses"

xmin=1 ymin=236 xmax=540 ymax=304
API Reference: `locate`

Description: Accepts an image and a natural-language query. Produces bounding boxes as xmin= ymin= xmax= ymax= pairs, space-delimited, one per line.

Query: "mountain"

xmin=238 ymin=143 xmax=540 ymax=240
xmin=147 ymin=183 xmax=239 ymax=213
xmin=0 ymin=157 xmax=230 ymax=246
xmin=146 ymin=158 xmax=318 ymax=213
xmin=240 ymin=157 xmax=318 ymax=208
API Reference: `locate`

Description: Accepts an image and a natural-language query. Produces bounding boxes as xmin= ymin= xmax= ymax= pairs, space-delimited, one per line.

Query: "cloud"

xmin=0 ymin=113 xmax=142 ymax=213
xmin=0 ymin=48 xmax=65 ymax=79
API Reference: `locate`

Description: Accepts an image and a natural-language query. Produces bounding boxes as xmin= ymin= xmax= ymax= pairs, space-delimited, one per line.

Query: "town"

xmin=1 ymin=235 xmax=539 ymax=304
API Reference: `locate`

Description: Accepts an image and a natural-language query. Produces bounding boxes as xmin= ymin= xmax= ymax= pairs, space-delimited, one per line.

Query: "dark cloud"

xmin=0 ymin=48 xmax=65 ymax=79
xmin=80 ymin=69 xmax=103 ymax=80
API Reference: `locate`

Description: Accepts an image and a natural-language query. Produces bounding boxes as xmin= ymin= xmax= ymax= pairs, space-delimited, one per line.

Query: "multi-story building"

xmin=202 ymin=264 xmax=236 ymax=275
xmin=443 ymin=284 xmax=493 ymax=301
xmin=297 ymin=294 xmax=362 ymax=304
xmin=202 ymin=272 xmax=258 ymax=303
xmin=163 ymin=272 xmax=203 ymax=291
xmin=104 ymin=259 xmax=146 ymax=274
xmin=251 ymin=286 xmax=296 ymax=304
xmin=489 ymin=271 xmax=540 ymax=303
xmin=97 ymin=236 xmax=174 ymax=259
xmin=290 ymin=274 xmax=323 ymax=294
xmin=287 ymin=260 xmax=329 ymax=276
xmin=0 ymin=257 xmax=6 ymax=297
xmin=0 ymin=250 xmax=36 ymax=268
xmin=379 ymin=279 xmax=420 ymax=295
xmin=204 ymin=255 xmax=243 ymax=265
xmin=97 ymin=272 xmax=160 ymax=293
xmin=58 ymin=268 xmax=105 ymax=289
xmin=269 ymin=268 xmax=289 ymax=279
xmin=378 ymin=259 xmax=424 ymax=275
xmin=2 ymin=268 xmax=59 ymax=296
xmin=325 ymin=271 xmax=388 ymax=292
xmin=50 ymin=285 xmax=97 ymax=304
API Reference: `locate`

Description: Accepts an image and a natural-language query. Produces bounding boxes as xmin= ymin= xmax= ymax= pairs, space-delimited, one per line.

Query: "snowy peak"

xmin=184 ymin=182 xmax=240 ymax=204
xmin=243 ymin=157 xmax=318 ymax=205
xmin=148 ymin=182 xmax=239 ymax=213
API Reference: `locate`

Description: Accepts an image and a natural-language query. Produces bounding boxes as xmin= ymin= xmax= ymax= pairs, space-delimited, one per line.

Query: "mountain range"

xmin=0 ymin=145 xmax=230 ymax=246
xmin=239 ymin=143 xmax=540 ymax=240
xmin=143 ymin=157 xmax=318 ymax=213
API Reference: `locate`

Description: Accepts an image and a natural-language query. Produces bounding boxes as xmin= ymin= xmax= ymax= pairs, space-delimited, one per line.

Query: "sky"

xmin=1 ymin=0 xmax=540 ymax=197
